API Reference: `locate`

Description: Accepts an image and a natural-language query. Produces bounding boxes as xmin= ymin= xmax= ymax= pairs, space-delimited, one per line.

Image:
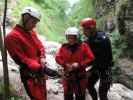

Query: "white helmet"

xmin=21 ymin=6 xmax=41 ymax=21
xmin=65 ymin=27 xmax=79 ymax=36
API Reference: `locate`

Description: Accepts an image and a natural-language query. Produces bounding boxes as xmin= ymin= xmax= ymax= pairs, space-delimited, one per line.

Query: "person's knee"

xmin=99 ymin=92 xmax=108 ymax=100
xmin=87 ymin=84 xmax=95 ymax=91
xmin=99 ymin=88 xmax=108 ymax=100
xmin=99 ymin=80 xmax=111 ymax=91
xmin=99 ymin=81 xmax=110 ymax=100
xmin=87 ymin=77 xmax=98 ymax=89
xmin=64 ymin=93 xmax=73 ymax=100
xmin=64 ymin=96 xmax=73 ymax=100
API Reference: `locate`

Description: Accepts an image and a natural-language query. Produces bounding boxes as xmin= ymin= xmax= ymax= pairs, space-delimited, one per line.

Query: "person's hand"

xmin=40 ymin=57 xmax=47 ymax=67
xmin=71 ymin=62 xmax=79 ymax=69
xmin=29 ymin=61 xmax=41 ymax=71
xmin=65 ymin=63 xmax=73 ymax=72
xmin=65 ymin=63 xmax=71 ymax=67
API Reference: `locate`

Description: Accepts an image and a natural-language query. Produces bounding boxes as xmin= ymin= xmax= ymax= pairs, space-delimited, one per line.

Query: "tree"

xmin=67 ymin=0 xmax=95 ymax=27
xmin=0 ymin=0 xmax=10 ymax=99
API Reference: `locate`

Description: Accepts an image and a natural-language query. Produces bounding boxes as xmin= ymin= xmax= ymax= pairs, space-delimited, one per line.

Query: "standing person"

xmin=5 ymin=6 xmax=60 ymax=100
xmin=55 ymin=27 xmax=94 ymax=100
xmin=80 ymin=18 xmax=114 ymax=100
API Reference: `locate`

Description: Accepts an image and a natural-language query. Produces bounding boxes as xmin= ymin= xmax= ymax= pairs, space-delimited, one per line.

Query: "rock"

xmin=104 ymin=16 xmax=116 ymax=32
xmin=94 ymin=0 xmax=116 ymax=18
xmin=37 ymin=34 xmax=61 ymax=56
xmin=117 ymin=0 xmax=133 ymax=57
xmin=109 ymin=84 xmax=133 ymax=100
xmin=45 ymin=41 xmax=61 ymax=55
xmin=114 ymin=58 xmax=133 ymax=90
xmin=0 ymin=60 xmax=30 ymax=99
xmin=46 ymin=54 xmax=58 ymax=70
xmin=47 ymin=79 xmax=63 ymax=93
xmin=46 ymin=79 xmax=133 ymax=100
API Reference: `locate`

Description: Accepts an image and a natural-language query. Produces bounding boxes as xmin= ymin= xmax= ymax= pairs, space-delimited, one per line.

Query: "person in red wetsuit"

xmin=55 ymin=27 xmax=94 ymax=100
xmin=5 ymin=6 xmax=60 ymax=100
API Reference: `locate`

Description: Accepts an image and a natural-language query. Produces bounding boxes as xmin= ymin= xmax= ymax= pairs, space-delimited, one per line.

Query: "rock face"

xmin=114 ymin=58 xmax=133 ymax=90
xmin=94 ymin=0 xmax=133 ymax=91
xmin=108 ymin=84 xmax=133 ymax=100
xmin=117 ymin=0 xmax=133 ymax=49
xmin=115 ymin=0 xmax=133 ymax=89
xmin=94 ymin=0 xmax=133 ymax=57
xmin=93 ymin=0 xmax=118 ymax=32
xmin=94 ymin=0 xmax=116 ymax=18
xmin=47 ymin=80 xmax=133 ymax=100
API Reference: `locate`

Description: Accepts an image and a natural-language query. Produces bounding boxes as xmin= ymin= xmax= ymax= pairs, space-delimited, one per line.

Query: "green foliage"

xmin=0 ymin=81 xmax=4 ymax=94
xmin=9 ymin=0 xmax=96 ymax=42
xmin=67 ymin=0 xmax=95 ymax=27
xmin=10 ymin=0 xmax=70 ymax=42
xmin=110 ymin=31 xmax=127 ymax=61
xmin=108 ymin=31 xmax=128 ymax=82
xmin=0 ymin=0 xmax=4 ymax=15
xmin=95 ymin=17 xmax=104 ymax=30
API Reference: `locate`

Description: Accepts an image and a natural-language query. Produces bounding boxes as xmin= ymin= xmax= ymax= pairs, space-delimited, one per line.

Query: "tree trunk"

xmin=1 ymin=0 xmax=10 ymax=99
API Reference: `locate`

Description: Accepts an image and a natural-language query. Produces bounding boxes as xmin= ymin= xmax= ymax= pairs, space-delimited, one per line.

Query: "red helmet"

xmin=80 ymin=18 xmax=96 ymax=28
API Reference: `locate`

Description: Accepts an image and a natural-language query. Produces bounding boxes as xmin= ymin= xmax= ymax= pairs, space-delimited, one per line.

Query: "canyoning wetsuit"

xmin=55 ymin=42 xmax=94 ymax=100
xmin=5 ymin=25 xmax=47 ymax=100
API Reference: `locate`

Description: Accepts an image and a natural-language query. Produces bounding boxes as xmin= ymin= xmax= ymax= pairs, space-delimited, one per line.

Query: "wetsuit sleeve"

xmin=80 ymin=43 xmax=94 ymax=67
xmin=32 ymin=32 xmax=46 ymax=58
xmin=55 ymin=46 xmax=65 ymax=66
xmin=5 ymin=35 xmax=41 ymax=71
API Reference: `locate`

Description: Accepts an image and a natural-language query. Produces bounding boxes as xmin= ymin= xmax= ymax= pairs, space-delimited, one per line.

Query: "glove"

xmin=43 ymin=66 xmax=61 ymax=78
